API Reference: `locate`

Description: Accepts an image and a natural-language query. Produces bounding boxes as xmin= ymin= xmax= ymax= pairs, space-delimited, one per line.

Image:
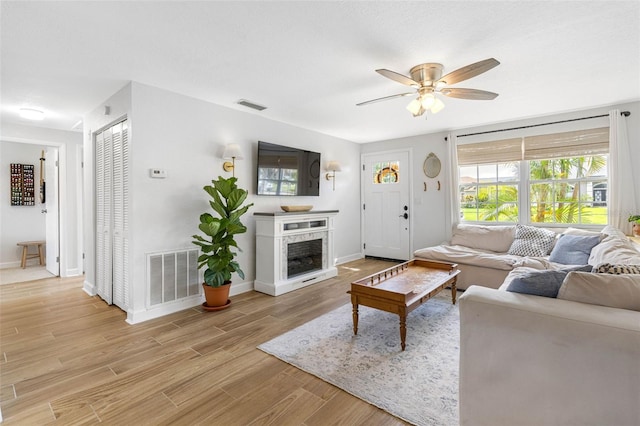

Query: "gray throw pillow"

xmin=507 ymin=225 xmax=557 ymax=257
xmin=506 ymin=265 xmax=593 ymax=298
xmin=549 ymin=234 xmax=602 ymax=265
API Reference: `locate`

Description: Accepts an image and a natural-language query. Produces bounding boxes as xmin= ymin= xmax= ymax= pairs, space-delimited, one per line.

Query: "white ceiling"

xmin=2 ymin=1 xmax=639 ymax=143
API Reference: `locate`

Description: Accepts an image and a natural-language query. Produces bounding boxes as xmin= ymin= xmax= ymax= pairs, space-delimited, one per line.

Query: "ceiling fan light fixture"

xmin=406 ymin=98 xmax=423 ymax=115
xmin=412 ymin=106 xmax=425 ymax=117
xmin=430 ymin=97 xmax=445 ymax=113
xmin=435 ymin=80 xmax=447 ymax=89
xmin=420 ymin=93 xmax=436 ymax=109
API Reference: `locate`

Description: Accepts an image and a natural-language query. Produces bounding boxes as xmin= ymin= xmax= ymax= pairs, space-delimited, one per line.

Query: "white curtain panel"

xmin=447 ymin=133 xmax=460 ymax=234
xmin=608 ymin=109 xmax=637 ymax=232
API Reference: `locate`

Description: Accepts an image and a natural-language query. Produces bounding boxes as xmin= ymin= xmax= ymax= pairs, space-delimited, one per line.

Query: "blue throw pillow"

xmin=506 ymin=265 xmax=593 ymax=298
xmin=548 ymin=234 xmax=601 ymax=265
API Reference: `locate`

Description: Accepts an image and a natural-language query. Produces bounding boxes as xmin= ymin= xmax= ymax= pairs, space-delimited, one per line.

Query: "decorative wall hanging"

xmin=423 ymin=152 xmax=442 ymax=191
xmin=39 ymin=150 xmax=46 ymax=203
xmin=423 ymin=152 xmax=441 ymax=178
xmin=10 ymin=163 xmax=35 ymax=206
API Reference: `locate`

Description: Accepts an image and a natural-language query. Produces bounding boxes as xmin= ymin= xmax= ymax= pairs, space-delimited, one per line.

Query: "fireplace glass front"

xmin=287 ymin=239 xmax=323 ymax=278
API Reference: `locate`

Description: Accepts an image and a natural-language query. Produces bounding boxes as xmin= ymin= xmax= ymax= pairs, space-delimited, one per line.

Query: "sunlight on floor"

xmin=0 ymin=266 xmax=56 ymax=285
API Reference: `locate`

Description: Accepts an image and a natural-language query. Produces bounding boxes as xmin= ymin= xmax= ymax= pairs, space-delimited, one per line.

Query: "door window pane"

xmin=373 ymin=161 xmax=400 ymax=184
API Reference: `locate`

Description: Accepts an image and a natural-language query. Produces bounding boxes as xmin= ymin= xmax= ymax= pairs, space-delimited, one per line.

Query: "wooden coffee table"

xmin=348 ymin=259 xmax=460 ymax=351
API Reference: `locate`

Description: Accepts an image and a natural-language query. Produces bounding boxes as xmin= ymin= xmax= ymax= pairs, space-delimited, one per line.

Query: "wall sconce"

xmin=222 ymin=144 xmax=243 ymax=177
xmin=325 ymin=161 xmax=341 ymax=191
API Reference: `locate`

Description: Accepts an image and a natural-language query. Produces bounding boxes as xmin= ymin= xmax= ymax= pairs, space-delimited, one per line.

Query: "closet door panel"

xmin=112 ymin=121 xmax=129 ymax=310
xmin=96 ymin=129 xmax=113 ymax=304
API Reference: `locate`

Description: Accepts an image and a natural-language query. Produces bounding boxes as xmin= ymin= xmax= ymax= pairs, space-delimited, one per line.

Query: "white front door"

xmin=45 ymin=148 xmax=60 ymax=276
xmin=362 ymin=150 xmax=412 ymax=260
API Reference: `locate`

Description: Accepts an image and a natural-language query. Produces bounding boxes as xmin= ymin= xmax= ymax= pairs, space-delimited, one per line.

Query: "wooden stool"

xmin=17 ymin=241 xmax=45 ymax=268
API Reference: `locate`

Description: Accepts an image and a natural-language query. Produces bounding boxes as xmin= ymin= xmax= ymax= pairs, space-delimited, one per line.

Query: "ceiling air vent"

xmin=236 ymin=99 xmax=267 ymax=111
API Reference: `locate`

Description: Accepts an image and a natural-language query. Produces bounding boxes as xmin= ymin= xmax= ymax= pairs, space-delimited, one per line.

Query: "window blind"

xmin=457 ymin=127 xmax=609 ymax=165
xmin=523 ymin=127 xmax=609 ymax=160
xmin=457 ymin=138 xmax=522 ymax=165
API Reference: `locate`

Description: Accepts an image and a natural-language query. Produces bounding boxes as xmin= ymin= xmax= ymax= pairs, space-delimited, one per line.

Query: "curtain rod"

xmin=455 ymin=110 xmax=631 ymax=139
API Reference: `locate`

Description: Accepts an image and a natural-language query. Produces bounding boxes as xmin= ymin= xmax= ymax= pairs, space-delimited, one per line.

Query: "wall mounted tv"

xmin=256 ymin=141 xmax=321 ymax=196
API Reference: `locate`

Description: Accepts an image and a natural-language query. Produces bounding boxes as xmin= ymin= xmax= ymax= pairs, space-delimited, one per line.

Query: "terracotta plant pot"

xmin=202 ymin=282 xmax=231 ymax=311
xmin=633 ymin=223 xmax=640 ymax=237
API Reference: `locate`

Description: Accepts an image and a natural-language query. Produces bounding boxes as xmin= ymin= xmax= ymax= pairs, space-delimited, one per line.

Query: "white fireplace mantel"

xmin=253 ymin=210 xmax=338 ymax=296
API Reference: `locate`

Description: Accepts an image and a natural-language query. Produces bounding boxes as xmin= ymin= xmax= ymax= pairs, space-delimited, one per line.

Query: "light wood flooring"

xmin=0 ymin=258 xmax=411 ymax=425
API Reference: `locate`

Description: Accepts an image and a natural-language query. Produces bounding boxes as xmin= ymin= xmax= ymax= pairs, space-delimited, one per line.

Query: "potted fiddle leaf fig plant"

xmin=192 ymin=176 xmax=253 ymax=310
xmin=629 ymin=214 xmax=640 ymax=237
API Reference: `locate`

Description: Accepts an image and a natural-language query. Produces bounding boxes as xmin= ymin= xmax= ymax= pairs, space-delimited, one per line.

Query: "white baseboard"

xmin=83 ymin=280 xmax=96 ymax=296
xmin=229 ymin=279 xmax=254 ymax=296
xmin=125 ymin=279 xmax=255 ymax=324
xmin=335 ymin=252 xmax=364 ymax=265
xmin=64 ymin=268 xmax=81 ymax=277
xmin=126 ymin=295 xmax=204 ymax=324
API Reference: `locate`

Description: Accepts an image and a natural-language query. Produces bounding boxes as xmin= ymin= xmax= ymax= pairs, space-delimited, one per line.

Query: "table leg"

xmin=351 ymin=299 xmax=359 ymax=335
xmin=399 ymin=307 xmax=407 ymax=351
xmin=452 ymin=278 xmax=457 ymax=305
xmin=21 ymin=246 xmax=27 ymax=269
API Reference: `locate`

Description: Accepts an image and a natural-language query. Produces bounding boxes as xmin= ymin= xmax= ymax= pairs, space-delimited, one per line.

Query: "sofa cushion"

xmin=450 ymin=224 xmax=515 ymax=253
xmin=562 ymin=227 xmax=604 ymax=238
xmin=588 ymin=234 xmax=640 ymax=266
xmin=506 ymin=265 xmax=593 ymax=298
xmin=557 ymin=271 xmax=640 ymax=311
xmin=414 ymin=244 xmax=522 ymax=271
xmin=594 ymin=263 xmax=640 ymax=274
xmin=507 ymin=225 xmax=557 ymax=257
xmin=548 ymin=234 xmax=601 ymax=265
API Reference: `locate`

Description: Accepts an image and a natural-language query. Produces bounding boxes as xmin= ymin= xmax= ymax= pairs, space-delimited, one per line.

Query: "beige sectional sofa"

xmin=414 ymin=223 xmax=638 ymax=290
xmin=432 ymin=224 xmax=640 ymax=425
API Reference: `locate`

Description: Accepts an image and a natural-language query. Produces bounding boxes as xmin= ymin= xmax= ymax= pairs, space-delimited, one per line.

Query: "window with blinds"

xmin=456 ymin=126 xmax=609 ymax=225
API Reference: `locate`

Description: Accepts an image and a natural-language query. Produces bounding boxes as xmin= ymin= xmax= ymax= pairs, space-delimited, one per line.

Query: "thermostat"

xmin=149 ymin=169 xmax=167 ymax=178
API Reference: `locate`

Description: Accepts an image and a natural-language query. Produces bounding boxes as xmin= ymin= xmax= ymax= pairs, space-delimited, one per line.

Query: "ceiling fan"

xmin=357 ymin=58 xmax=500 ymax=117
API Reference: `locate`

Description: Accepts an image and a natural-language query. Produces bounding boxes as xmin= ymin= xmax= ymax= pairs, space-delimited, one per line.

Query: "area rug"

xmin=258 ymin=290 xmax=459 ymax=426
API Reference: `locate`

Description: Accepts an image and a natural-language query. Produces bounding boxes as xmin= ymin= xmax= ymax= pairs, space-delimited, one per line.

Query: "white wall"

xmin=361 ymin=131 xmax=451 ymax=252
xmin=82 ymin=82 xmax=132 ymax=296
xmin=0 ymin=142 xmax=46 ymax=267
xmin=362 ymin=101 xmax=640 ymax=250
xmin=0 ymin=124 xmax=83 ymax=274
xmin=84 ymin=82 xmax=361 ymax=321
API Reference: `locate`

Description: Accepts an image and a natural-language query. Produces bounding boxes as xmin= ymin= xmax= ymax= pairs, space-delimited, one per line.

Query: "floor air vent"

xmin=147 ymin=249 xmax=200 ymax=306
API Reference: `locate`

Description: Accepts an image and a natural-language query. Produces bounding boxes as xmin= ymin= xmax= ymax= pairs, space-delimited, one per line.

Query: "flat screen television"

xmin=256 ymin=141 xmax=321 ymax=196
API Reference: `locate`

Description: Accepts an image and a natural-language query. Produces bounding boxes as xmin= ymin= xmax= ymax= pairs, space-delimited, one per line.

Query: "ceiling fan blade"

xmin=356 ymin=92 xmax=414 ymax=106
xmin=376 ymin=69 xmax=420 ymax=87
xmin=440 ymin=88 xmax=499 ymax=100
xmin=437 ymin=58 xmax=500 ymax=85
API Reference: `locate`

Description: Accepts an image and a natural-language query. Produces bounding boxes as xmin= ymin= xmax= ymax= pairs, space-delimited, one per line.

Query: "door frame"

xmin=2 ymin=136 xmax=70 ymax=276
xmin=44 ymin=147 xmax=60 ymax=276
xmin=360 ymin=148 xmax=414 ymax=260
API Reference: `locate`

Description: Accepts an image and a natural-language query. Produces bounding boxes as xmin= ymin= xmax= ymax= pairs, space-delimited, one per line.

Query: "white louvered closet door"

xmin=111 ymin=121 xmax=129 ymax=310
xmin=95 ymin=119 xmax=129 ymax=310
xmin=96 ymin=128 xmax=113 ymax=304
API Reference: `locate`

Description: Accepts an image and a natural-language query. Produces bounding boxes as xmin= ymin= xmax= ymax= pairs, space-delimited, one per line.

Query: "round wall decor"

xmin=423 ymin=152 xmax=441 ymax=178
